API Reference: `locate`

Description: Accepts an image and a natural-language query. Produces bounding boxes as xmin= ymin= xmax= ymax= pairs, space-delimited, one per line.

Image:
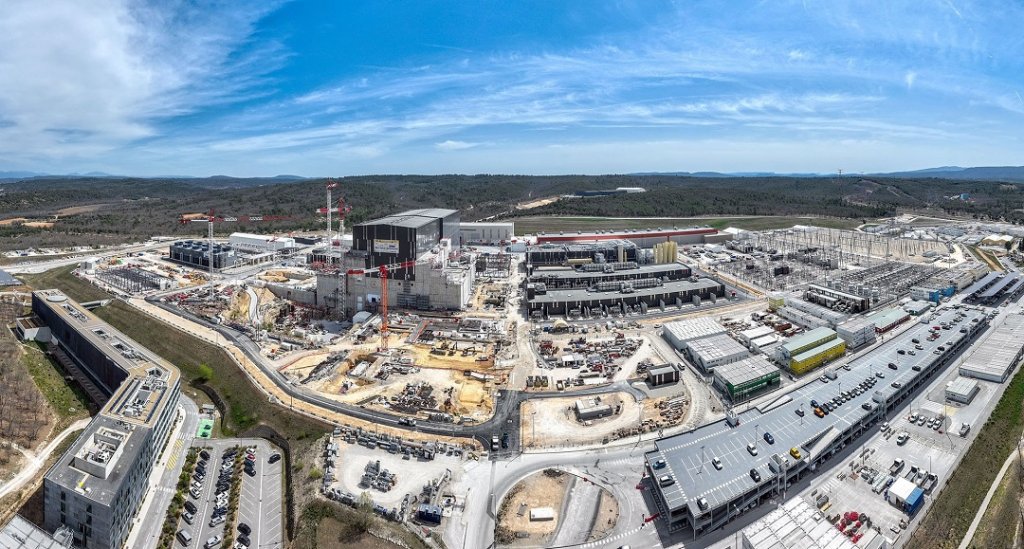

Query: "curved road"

xmin=145 ymin=296 xmax=643 ymax=450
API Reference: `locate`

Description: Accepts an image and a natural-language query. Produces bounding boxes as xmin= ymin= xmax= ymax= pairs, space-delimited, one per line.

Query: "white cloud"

xmin=904 ymin=71 xmax=918 ymax=89
xmin=0 ymin=0 xmax=280 ymax=161
xmin=435 ymin=140 xmax=481 ymax=151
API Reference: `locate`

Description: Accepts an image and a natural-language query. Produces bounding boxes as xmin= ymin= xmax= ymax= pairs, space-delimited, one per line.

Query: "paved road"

xmin=126 ymin=396 xmax=201 ymax=549
xmin=0 ymin=418 xmax=91 ymax=500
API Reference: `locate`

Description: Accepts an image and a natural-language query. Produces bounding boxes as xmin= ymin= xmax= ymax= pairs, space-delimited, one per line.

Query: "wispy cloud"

xmin=435 ymin=140 xmax=481 ymax=151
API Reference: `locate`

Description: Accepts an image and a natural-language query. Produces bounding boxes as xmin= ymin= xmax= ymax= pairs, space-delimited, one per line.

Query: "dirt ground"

xmin=56 ymin=204 xmax=112 ymax=216
xmin=515 ymin=196 xmax=560 ymax=210
xmin=498 ymin=470 xmax=571 ymax=540
xmin=23 ymin=222 xmax=54 ymax=229
xmin=0 ymin=450 xmax=24 ymax=484
xmin=406 ymin=343 xmax=496 ymax=371
xmin=588 ymin=489 xmax=620 ymax=542
xmin=311 ymin=364 xmax=495 ymax=419
xmin=520 ymin=392 xmax=640 ymax=448
xmin=129 ymin=298 xmax=482 ymax=449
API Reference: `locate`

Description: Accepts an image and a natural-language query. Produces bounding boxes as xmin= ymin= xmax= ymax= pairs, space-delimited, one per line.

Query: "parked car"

xmin=763 ymin=432 xmax=775 ymax=444
xmin=712 ymin=457 xmax=723 ymax=470
xmin=747 ymin=443 xmax=758 ymax=456
xmin=749 ymin=468 xmax=762 ymax=482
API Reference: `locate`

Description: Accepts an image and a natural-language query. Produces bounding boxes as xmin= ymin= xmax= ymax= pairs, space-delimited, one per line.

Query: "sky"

xmin=1 ymin=0 xmax=1023 ymax=177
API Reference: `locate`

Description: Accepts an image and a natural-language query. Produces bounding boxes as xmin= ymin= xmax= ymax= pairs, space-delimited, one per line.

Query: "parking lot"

xmin=177 ymin=438 xmax=283 ymax=549
xmin=330 ymin=440 xmax=464 ymax=509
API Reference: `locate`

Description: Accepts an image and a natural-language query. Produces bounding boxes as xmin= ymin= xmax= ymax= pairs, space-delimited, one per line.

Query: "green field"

xmin=967 ymin=453 xmax=1021 ymax=549
xmin=20 ymin=341 xmax=92 ymax=430
xmin=510 ymin=215 xmax=864 ymax=235
xmin=907 ymin=359 xmax=1024 ymax=549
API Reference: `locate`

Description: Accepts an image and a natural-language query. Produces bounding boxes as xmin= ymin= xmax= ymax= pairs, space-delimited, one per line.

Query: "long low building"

xmin=958 ymin=312 xmax=1024 ymax=382
xmin=526 ymin=262 xmax=691 ymax=290
xmin=533 ymin=226 xmax=732 ymax=247
xmin=645 ymin=306 xmax=988 ymax=537
xmin=28 ymin=290 xmax=182 ymax=549
xmin=663 ymin=317 xmax=728 ymax=350
xmin=458 ymin=222 xmax=514 ymax=245
xmin=686 ymin=334 xmax=750 ymax=373
xmin=712 ymin=355 xmax=780 ymax=402
xmin=527 ymin=277 xmax=725 ymax=317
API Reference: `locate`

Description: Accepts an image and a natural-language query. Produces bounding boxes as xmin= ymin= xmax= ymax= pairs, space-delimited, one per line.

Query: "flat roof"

xmin=781 ymin=327 xmax=836 ymax=353
xmin=871 ymin=308 xmax=909 ymax=329
xmin=0 ymin=269 xmax=19 ymax=286
xmin=959 ymin=313 xmax=1024 ymax=379
xmin=837 ymin=315 xmax=876 ymax=332
xmin=0 ymin=515 xmax=72 ymax=548
xmin=687 ymin=334 xmax=750 ymax=362
xmin=529 ymin=278 xmax=721 ymax=305
xmin=791 ymin=337 xmax=846 ymax=363
xmin=739 ymin=326 xmax=775 ymax=340
xmin=528 ymin=262 xmax=688 ymax=281
xmin=35 ymin=289 xmax=180 ymax=505
xmin=946 ymin=376 xmax=979 ymax=396
xmin=649 ymin=364 xmax=679 ymax=377
xmin=359 ymin=208 xmax=457 ymax=229
xmin=535 ymin=226 xmax=717 ymax=243
xmin=663 ymin=317 xmax=727 ymax=343
xmin=647 ymin=306 xmax=985 ymax=517
xmin=742 ymin=498 xmax=856 ymax=549
xmin=714 ymin=356 xmax=779 ymax=386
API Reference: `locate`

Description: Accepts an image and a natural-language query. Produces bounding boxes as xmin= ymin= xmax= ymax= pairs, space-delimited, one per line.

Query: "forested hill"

xmin=0 ymin=174 xmax=1022 ymax=251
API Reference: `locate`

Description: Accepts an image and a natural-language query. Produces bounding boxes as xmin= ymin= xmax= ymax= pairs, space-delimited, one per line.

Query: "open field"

xmin=497 ymin=469 xmax=571 ymax=544
xmin=969 ymin=452 xmax=1022 ymax=549
xmin=906 ymin=359 xmax=1024 ymax=549
xmin=20 ymin=265 xmax=109 ymax=302
xmin=510 ymin=215 xmax=864 ymax=235
xmin=293 ymin=500 xmax=428 ymax=549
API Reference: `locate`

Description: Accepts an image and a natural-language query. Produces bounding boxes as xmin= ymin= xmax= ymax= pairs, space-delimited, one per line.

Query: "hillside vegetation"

xmin=0 ymin=175 xmax=1022 ymax=251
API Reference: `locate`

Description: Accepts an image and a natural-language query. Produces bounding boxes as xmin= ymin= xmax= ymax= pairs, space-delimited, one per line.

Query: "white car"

xmin=896 ymin=432 xmax=910 ymax=445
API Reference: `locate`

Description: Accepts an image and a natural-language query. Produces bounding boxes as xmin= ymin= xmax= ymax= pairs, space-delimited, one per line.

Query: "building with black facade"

xmin=350 ymin=208 xmax=459 ymax=279
xmin=168 ymin=240 xmax=237 ymax=269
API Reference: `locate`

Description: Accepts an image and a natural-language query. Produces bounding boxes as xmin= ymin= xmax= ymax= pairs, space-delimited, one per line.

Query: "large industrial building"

xmin=663 ymin=317 xmax=728 ymax=350
xmin=712 ymin=355 xmax=780 ymax=401
xmin=26 ymin=290 xmax=181 ymax=549
xmin=774 ymin=327 xmax=846 ymax=375
xmin=836 ymin=316 xmax=878 ymax=350
xmin=645 ymin=307 xmax=988 ymax=537
xmin=958 ymin=313 xmax=1024 ymax=383
xmin=228 ymin=232 xmax=296 ymax=253
xmin=526 ymin=276 xmax=724 ymax=318
xmin=526 ymin=240 xmax=640 ymax=267
xmin=526 ymin=262 xmax=691 ymax=290
xmin=533 ymin=226 xmax=732 ymax=248
xmin=168 ymin=239 xmax=237 ymax=269
xmin=311 ymin=209 xmax=476 ymax=317
xmin=458 ymin=222 xmax=515 ymax=245
xmin=685 ymin=334 xmax=750 ymax=373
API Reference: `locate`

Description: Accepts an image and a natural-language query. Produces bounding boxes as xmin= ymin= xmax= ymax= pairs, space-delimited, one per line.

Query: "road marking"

xmin=167 ymin=439 xmax=183 ymax=469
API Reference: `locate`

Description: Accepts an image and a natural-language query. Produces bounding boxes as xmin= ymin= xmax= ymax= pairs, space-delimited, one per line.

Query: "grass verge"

xmin=20 ymin=341 xmax=92 ymax=430
xmin=509 ymin=215 xmax=863 ymax=235
xmin=156 ymin=447 xmax=198 ymax=549
xmin=968 ymin=453 xmax=1022 ymax=549
xmin=906 ymin=360 xmax=1024 ymax=549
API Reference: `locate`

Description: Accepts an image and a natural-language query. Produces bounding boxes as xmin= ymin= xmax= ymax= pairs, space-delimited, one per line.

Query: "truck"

xmin=491 ymin=435 xmax=500 ymax=451
xmin=890 ymin=458 xmax=905 ymax=475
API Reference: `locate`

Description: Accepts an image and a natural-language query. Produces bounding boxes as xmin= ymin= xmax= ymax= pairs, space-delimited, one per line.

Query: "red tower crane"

xmin=345 ymin=258 xmax=421 ymax=351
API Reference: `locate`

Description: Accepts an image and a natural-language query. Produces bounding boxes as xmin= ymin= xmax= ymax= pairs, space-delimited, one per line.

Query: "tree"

xmin=196 ymin=363 xmax=214 ymax=382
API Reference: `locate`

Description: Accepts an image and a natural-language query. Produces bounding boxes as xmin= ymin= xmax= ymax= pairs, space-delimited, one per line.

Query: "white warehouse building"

xmin=459 ymin=222 xmax=515 ymax=245
xmin=229 ymin=232 xmax=296 ymax=253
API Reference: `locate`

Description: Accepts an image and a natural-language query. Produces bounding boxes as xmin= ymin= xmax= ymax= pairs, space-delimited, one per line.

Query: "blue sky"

xmin=1 ymin=0 xmax=1023 ymax=176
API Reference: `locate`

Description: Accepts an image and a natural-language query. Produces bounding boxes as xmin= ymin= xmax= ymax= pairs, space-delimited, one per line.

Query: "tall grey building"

xmin=30 ymin=290 xmax=181 ymax=549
